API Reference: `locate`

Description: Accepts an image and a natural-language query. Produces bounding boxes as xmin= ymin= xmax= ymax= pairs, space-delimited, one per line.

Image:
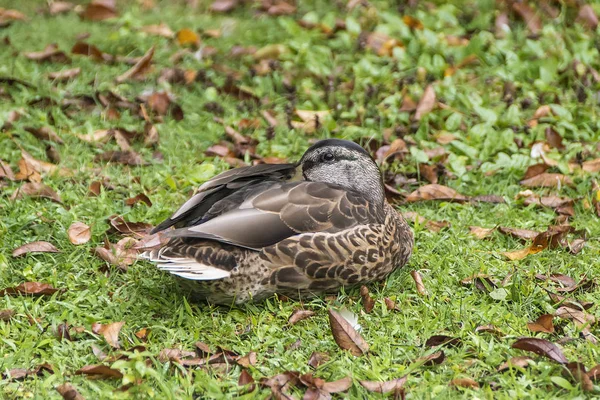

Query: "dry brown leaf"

xmin=266 ymin=1 xmax=296 ymax=16
xmin=238 ymin=369 xmax=255 ymax=392
xmin=360 ymin=285 xmax=375 ymax=313
xmin=523 ymin=163 xmax=549 ymax=180
xmin=328 ymin=309 xmax=368 ymax=356
xmin=211 ymin=0 xmax=239 ymax=12
xmin=414 ymin=85 xmax=436 ymax=121
xmin=12 ymin=241 xmax=59 ymax=257
xmin=48 ymin=67 xmax=81 ymax=82
xmin=527 ymin=314 xmax=555 ymax=334
xmin=520 ymin=173 xmax=573 ymax=188
xmin=23 ymin=43 xmax=70 ymax=63
xmin=405 ymin=184 xmax=468 ymax=202
xmin=577 ymin=4 xmax=599 ymax=30
xmin=498 ymin=356 xmax=533 ymax=372
xmin=425 ymin=335 xmax=461 ymax=347
xmin=0 ymin=282 xmax=61 ymax=296
xmin=92 ymin=321 xmax=125 ymax=348
xmin=288 ymin=309 xmax=315 ymax=326
xmin=512 ymin=337 xmax=567 ymax=364
xmin=556 ymin=306 xmax=596 ymax=343
xmin=0 ymin=159 xmax=15 ymax=181
xmin=237 ymin=352 xmax=257 ymax=368
xmin=24 ymin=126 xmax=63 ymax=144
xmin=82 ymin=0 xmax=118 ymax=21
xmin=365 ymin=32 xmax=402 ymax=57
xmin=0 ymin=8 xmax=28 ymax=25
xmin=0 ymin=309 xmax=15 ymax=321
xmin=360 ymin=376 xmax=407 ymax=393
xmin=71 ymin=42 xmax=109 ymax=62
xmin=94 ymin=150 xmax=146 ymax=166
xmin=384 ymin=297 xmax=400 ymax=311
xmin=402 ymin=212 xmax=450 ymax=233
xmin=449 ymin=378 xmax=479 ymax=390
xmin=512 ymin=2 xmax=542 ymax=34
xmin=582 ymin=158 xmax=600 ymax=173
xmin=56 ymin=383 xmax=85 ymax=400
xmin=475 ymin=324 xmax=504 ymax=336
xmin=498 ymin=226 xmax=540 ymax=241
xmin=307 ymin=351 xmax=330 ymax=368
xmin=410 ymin=270 xmax=427 ymax=296
xmin=140 ymin=22 xmax=174 ymax=37
xmin=49 ymin=2 xmax=75 ymax=15
xmin=68 ymin=222 xmax=91 ymax=245
xmin=75 ymin=364 xmax=123 ymax=379
xmin=115 ymin=46 xmax=154 ymax=83
xmin=566 ymin=362 xmax=594 ymax=392
xmin=469 ymin=226 xmax=495 ymax=239
xmin=416 ymin=350 xmax=445 ymax=366
xmin=125 ymin=193 xmax=152 ymax=207
xmin=545 ymin=127 xmax=564 ymax=150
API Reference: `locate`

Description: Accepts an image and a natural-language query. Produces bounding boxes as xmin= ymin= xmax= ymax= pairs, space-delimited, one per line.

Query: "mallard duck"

xmin=142 ymin=139 xmax=413 ymax=305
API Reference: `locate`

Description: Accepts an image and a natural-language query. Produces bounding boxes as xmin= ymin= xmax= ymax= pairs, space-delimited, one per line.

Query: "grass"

xmin=1 ymin=0 xmax=600 ymax=398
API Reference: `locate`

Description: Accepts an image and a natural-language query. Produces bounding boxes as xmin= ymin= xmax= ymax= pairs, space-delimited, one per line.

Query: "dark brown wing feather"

xmin=163 ymin=181 xmax=384 ymax=250
xmin=151 ymin=163 xmax=297 ymax=233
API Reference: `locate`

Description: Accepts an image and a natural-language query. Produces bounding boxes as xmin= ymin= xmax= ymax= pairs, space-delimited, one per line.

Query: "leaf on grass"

xmin=469 ymin=226 xmax=495 ymax=239
xmin=288 ymin=309 xmax=315 ymax=326
xmin=545 ymin=127 xmax=565 ymax=150
xmin=0 ymin=8 xmax=28 ymax=26
xmin=94 ymin=150 xmax=146 ymax=166
xmin=402 ymin=212 xmax=450 ymax=232
xmin=405 ymin=184 xmax=468 ymax=203
xmin=49 ymin=2 xmax=75 ymax=16
xmin=140 ymin=22 xmax=174 ymax=37
xmin=56 ymin=383 xmax=85 ymax=400
xmin=308 ymin=351 xmax=330 ymax=368
xmin=328 ymin=309 xmax=368 ymax=356
xmin=414 ymin=85 xmax=436 ymax=121
xmin=360 ymin=286 xmax=375 ymax=313
xmin=0 ymin=282 xmax=61 ymax=296
xmin=546 ymin=291 xmax=593 ymax=311
xmin=82 ymin=0 xmax=118 ymax=21
xmin=12 ymin=241 xmax=59 ymax=257
xmin=425 ymin=335 xmax=461 ymax=348
xmin=238 ymin=369 xmax=255 ymax=392
xmin=237 ymin=352 xmax=257 ymax=368
xmin=449 ymin=378 xmax=479 ymax=390
xmin=556 ymin=307 xmax=596 ymax=343
xmin=75 ymin=364 xmax=123 ymax=379
xmin=416 ymin=351 xmax=445 ymax=366
xmin=125 ymin=193 xmax=152 ymax=207
xmin=290 ymin=109 xmax=330 ymax=134
xmin=57 ymin=321 xmax=72 ymax=341
xmin=23 ymin=43 xmax=70 ymax=63
xmin=47 ymin=67 xmax=81 ymax=82
xmin=211 ymin=0 xmax=239 ymax=12
xmin=527 ymin=314 xmax=555 ymax=334
xmin=512 ymin=2 xmax=542 ymax=34
xmin=565 ymin=362 xmax=594 ymax=392
xmin=577 ymin=5 xmax=598 ymax=30
xmin=24 ymin=126 xmax=64 ymax=144
xmin=360 ymin=375 xmax=407 ymax=393
xmin=68 ymin=222 xmax=91 ymax=245
xmin=384 ymin=297 xmax=400 ymax=311
xmin=520 ymin=173 xmax=573 ymax=188
xmin=498 ymin=226 xmax=540 ymax=241
xmin=364 ymin=32 xmax=402 ymax=57
xmin=0 ymin=309 xmax=15 ymax=321
xmin=0 ymin=159 xmax=15 ymax=181
xmin=460 ymin=274 xmax=497 ymax=293
xmin=475 ymin=324 xmax=504 ymax=336
xmin=588 ymin=365 xmax=600 ymax=381
xmin=3 ymin=364 xmax=53 ymax=381
xmin=259 ymin=371 xmax=300 ymax=398
xmin=523 ymin=163 xmax=549 ymax=180
xmin=265 ymin=1 xmax=296 ymax=16
xmin=71 ymin=41 xmax=110 ymax=62
xmin=115 ymin=46 xmax=154 ymax=83
xmin=512 ymin=337 xmax=567 ymax=364
xmin=410 ymin=270 xmax=427 ymax=296
xmin=92 ymin=321 xmax=125 ymax=349
xmin=176 ymin=28 xmax=200 ymax=47
xmin=498 ymin=356 xmax=533 ymax=372
xmin=108 ymin=215 xmax=152 ymax=235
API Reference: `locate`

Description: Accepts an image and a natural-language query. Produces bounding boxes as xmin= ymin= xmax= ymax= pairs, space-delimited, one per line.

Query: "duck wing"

xmin=151 ymin=163 xmax=298 ymax=233
xmin=161 ymin=181 xmax=384 ymax=250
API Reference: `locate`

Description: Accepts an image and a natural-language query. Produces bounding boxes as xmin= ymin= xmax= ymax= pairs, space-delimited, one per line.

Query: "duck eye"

xmin=321 ymin=152 xmax=335 ymax=162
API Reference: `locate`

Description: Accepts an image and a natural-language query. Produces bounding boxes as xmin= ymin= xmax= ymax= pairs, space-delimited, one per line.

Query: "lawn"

xmin=1 ymin=0 xmax=600 ymax=398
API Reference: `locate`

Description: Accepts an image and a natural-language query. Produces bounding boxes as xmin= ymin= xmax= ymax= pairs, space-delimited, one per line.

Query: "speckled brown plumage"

xmin=142 ymin=139 xmax=414 ymax=305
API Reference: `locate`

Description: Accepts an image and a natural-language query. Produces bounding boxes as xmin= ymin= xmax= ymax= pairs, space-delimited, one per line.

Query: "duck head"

xmin=300 ymin=139 xmax=385 ymax=206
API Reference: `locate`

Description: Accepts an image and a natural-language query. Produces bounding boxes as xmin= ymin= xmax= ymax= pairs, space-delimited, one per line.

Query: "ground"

xmin=1 ymin=0 xmax=600 ymax=398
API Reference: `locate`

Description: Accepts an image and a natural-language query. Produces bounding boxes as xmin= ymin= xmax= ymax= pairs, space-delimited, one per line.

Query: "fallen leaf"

xmin=0 ymin=8 xmax=28 ymax=26
xmin=520 ymin=173 xmax=573 ymax=188
xmin=414 ymin=85 xmax=436 ymax=121
xmin=416 ymin=350 xmax=445 ymax=366
xmin=556 ymin=307 xmax=596 ymax=343
xmin=475 ymin=324 xmax=504 ymax=336
xmin=115 ymin=46 xmax=154 ymax=83
xmin=82 ymin=0 xmax=118 ymax=21
xmin=49 ymin=2 xmax=75 ymax=16
xmin=565 ymin=362 xmax=594 ymax=392
xmin=135 ymin=328 xmax=149 ymax=340
xmin=360 ymin=285 xmax=375 ymax=313
xmin=265 ymin=1 xmax=296 ymax=16
xmin=238 ymin=369 xmax=255 ymax=392
xmin=12 ymin=241 xmax=60 ymax=257
xmin=24 ymin=126 xmax=64 ymax=144
xmin=75 ymin=364 xmax=123 ymax=379
xmin=56 ymin=383 xmax=85 ymax=400
xmin=125 ymin=193 xmax=152 ymax=207
xmin=288 ymin=309 xmax=315 ymax=326
xmin=71 ymin=41 xmax=110 ymax=62
xmin=328 ymin=309 xmax=369 ymax=356
xmin=402 ymin=212 xmax=450 ymax=232
xmin=588 ymin=364 xmax=600 ymax=381
xmin=425 ymin=335 xmax=461 ymax=348
xmin=410 ymin=270 xmax=427 ymax=296
xmin=23 ymin=43 xmax=70 ymax=63
xmin=469 ymin=226 xmax=495 ymax=239
xmin=68 ymin=222 xmax=91 ymax=245
xmin=577 ymin=4 xmax=598 ymax=30
xmin=308 ymin=351 xmax=330 ymax=368
xmin=449 ymin=378 xmax=479 ymax=390
xmin=57 ymin=321 xmax=72 ymax=341
xmin=405 ymin=184 xmax=468 ymax=202
xmin=359 ymin=376 xmax=407 ymax=393
xmin=176 ymin=28 xmax=200 ymax=47
xmin=512 ymin=337 xmax=567 ymax=364
xmin=47 ymin=67 xmax=81 ymax=82
xmin=527 ymin=314 xmax=555 ymax=334
xmin=523 ymin=163 xmax=549 ymax=180
xmin=498 ymin=226 xmax=540 ymax=241
xmin=140 ymin=22 xmax=174 ymax=37
xmin=0 ymin=309 xmax=15 ymax=321
xmin=545 ymin=127 xmax=565 ymax=150
xmin=498 ymin=356 xmax=533 ymax=372
xmin=237 ymin=352 xmax=257 ymax=368
xmin=0 ymin=282 xmax=61 ymax=296
xmin=364 ymin=32 xmax=402 ymax=57
xmin=94 ymin=150 xmax=146 ymax=166
xmin=108 ymin=215 xmax=152 ymax=235
xmin=291 ymin=109 xmax=330 ymax=133
xmin=92 ymin=321 xmax=125 ymax=348
xmin=512 ymin=2 xmax=542 ymax=34
xmin=384 ymin=297 xmax=400 ymax=311
xmin=211 ymin=0 xmax=239 ymax=12
xmin=0 ymin=159 xmax=15 ymax=181
xmin=259 ymin=371 xmax=300 ymax=398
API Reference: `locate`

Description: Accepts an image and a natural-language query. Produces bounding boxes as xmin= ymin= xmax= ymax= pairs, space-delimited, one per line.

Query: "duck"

xmin=141 ymin=139 xmax=413 ymax=305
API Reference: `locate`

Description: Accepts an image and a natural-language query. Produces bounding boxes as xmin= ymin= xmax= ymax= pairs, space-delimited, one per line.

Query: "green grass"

xmin=1 ymin=0 xmax=600 ymax=398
